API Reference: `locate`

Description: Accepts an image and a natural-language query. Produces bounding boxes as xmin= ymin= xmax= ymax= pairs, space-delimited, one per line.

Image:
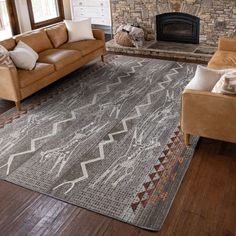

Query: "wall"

xmin=15 ymin=0 xmax=31 ymax=32
xmin=63 ymin=0 xmax=72 ymax=20
xmin=15 ymin=0 xmax=72 ymax=33
xmin=110 ymin=0 xmax=236 ymax=45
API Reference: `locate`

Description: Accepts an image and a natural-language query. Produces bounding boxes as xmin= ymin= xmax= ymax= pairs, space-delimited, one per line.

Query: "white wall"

xmin=15 ymin=0 xmax=31 ymax=32
xmin=63 ymin=0 xmax=72 ymax=20
xmin=14 ymin=0 xmax=72 ymax=33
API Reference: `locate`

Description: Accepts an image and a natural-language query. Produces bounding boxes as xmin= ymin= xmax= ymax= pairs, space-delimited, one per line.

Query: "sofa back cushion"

xmin=15 ymin=30 xmax=53 ymax=53
xmin=46 ymin=24 xmax=68 ymax=48
xmin=0 ymin=38 xmax=16 ymax=51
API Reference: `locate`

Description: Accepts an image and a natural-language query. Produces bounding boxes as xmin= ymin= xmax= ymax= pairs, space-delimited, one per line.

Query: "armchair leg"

xmin=101 ymin=55 xmax=105 ymax=62
xmin=184 ymin=133 xmax=190 ymax=146
xmin=15 ymin=101 xmax=21 ymax=111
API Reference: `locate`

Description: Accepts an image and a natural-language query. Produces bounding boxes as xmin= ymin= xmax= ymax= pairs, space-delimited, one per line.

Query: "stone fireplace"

xmin=110 ymin=0 xmax=236 ymax=46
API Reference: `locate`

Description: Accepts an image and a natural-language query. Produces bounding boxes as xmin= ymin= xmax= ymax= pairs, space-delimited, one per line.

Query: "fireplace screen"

xmin=156 ymin=12 xmax=200 ymax=44
xmin=163 ymin=23 xmax=193 ymax=37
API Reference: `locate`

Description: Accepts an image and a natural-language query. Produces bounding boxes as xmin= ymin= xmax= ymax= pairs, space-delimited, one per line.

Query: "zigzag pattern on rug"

xmin=0 ymin=55 xmax=198 ymax=231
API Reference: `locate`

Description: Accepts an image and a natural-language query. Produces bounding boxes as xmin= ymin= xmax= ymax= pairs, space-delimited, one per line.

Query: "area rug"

xmin=0 ymin=55 xmax=198 ymax=231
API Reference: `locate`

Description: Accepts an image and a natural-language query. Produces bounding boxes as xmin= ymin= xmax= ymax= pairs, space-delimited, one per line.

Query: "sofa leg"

xmin=101 ymin=55 xmax=104 ymax=62
xmin=15 ymin=101 xmax=21 ymax=111
xmin=184 ymin=133 xmax=190 ymax=146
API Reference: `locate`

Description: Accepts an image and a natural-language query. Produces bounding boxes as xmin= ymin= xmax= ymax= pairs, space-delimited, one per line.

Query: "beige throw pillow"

xmin=184 ymin=65 xmax=225 ymax=91
xmin=212 ymin=71 xmax=236 ymax=95
xmin=64 ymin=19 xmax=95 ymax=42
xmin=9 ymin=41 xmax=39 ymax=70
xmin=0 ymin=45 xmax=15 ymax=67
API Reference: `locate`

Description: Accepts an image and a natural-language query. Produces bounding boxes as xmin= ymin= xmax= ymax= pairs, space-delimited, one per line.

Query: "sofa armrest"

xmin=181 ymin=89 xmax=236 ymax=143
xmin=92 ymin=29 xmax=105 ymax=43
xmin=0 ymin=65 xmax=21 ymax=102
xmin=218 ymin=37 xmax=236 ymax=52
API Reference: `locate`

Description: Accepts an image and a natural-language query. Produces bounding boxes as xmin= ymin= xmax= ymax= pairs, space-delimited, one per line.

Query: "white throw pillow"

xmin=64 ymin=19 xmax=95 ymax=42
xmin=9 ymin=41 xmax=38 ymax=70
xmin=184 ymin=65 xmax=228 ymax=91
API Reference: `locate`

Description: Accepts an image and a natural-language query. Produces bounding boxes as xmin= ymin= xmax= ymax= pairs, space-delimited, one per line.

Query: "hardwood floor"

xmin=0 ymin=99 xmax=15 ymax=115
xmin=0 ymin=100 xmax=235 ymax=236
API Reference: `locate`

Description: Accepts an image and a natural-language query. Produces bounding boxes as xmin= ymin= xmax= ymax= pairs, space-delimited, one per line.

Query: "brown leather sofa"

xmin=181 ymin=37 xmax=236 ymax=145
xmin=0 ymin=23 xmax=106 ymax=111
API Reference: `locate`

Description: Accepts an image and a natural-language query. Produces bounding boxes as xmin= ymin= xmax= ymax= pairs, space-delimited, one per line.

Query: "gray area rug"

xmin=0 ymin=55 xmax=198 ymax=231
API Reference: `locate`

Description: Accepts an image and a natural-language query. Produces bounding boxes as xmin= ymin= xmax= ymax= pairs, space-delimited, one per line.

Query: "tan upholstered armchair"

xmin=181 ymin=37 xmax=236 ymax=145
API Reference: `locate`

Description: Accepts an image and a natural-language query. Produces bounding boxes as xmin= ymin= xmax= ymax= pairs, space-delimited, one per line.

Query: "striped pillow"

xmin=212 ymin=71 xmax=236 ymax=94
xmin=0 ymin=45 xmax=15 ymax=67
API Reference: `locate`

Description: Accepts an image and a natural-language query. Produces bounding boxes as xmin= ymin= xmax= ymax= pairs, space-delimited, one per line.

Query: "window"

xmin=0 ymin=0 xmax=19 ymax=40
xmin=27 ymin=0 xmax=64 ymax=29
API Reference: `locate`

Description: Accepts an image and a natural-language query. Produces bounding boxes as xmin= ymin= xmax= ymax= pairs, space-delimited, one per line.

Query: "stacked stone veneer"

xmin=110 ymin=0 xmax=236 ymax=46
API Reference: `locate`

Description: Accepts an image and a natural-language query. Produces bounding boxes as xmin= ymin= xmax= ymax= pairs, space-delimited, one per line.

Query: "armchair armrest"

xmin=218 ymin=37 xmax=236 ymax=52
xmin=181 ymin=89 xmax=236 ymax=143
xmin=0 ymin=65 xmax=21 ymax=102
xmin=92 ymin=29 xmax=105 ymax=43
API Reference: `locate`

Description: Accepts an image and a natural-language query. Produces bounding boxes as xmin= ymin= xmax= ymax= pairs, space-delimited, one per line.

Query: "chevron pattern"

xmin=0 ymin=55 xmax=198 ymax=231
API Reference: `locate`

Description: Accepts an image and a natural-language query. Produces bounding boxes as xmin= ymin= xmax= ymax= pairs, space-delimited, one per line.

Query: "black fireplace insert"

xmin=156 ymin=12 xmax=200 ymax=44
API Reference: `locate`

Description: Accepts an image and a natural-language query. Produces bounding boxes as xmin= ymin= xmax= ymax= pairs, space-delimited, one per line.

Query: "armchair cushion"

xmin=208 ymin=51 xmax=236 ymax=69
xmin=218 ymin=37 xmax=236 ymax=52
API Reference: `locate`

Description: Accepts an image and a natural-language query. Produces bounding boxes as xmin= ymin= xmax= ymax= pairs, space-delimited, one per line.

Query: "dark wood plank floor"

xmin=0 ymin=99 xmax=236 ymax=236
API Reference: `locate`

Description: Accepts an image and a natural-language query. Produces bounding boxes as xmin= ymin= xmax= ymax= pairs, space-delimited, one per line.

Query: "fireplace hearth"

xmin=156 ymin=12 xmax=200 ymax=44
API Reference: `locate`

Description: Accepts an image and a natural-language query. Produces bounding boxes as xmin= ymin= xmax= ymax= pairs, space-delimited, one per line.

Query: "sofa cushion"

xmin=46 ymin=24 xmax=68 ymax=48
xmin=0 ymin=38 xmax=16 ymax=50
xmin=59 ymin=40 xmax=104 ymax=56
xmin=208 ymin=51 xmax=236 ymax=69
xmin=18 ymin=63 xmax=55 ymax=88
xmin=15 ymin=30 xmax=53 ymax=53
xmin=38 ymin=49 xmax=81 ymax=70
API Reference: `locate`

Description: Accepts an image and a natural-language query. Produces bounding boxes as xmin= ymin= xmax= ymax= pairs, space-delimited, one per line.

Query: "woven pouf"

xmin=114 ymin=31 xmax=134 ymax=47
